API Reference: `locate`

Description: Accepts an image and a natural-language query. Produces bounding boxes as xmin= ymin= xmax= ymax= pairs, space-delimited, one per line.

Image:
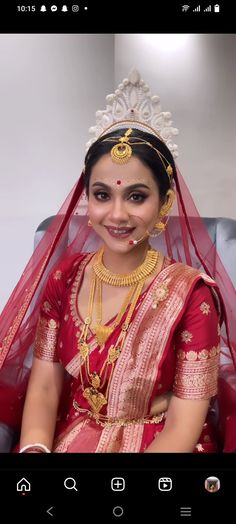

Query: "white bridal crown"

xmin=86 ymin=69 xmax=179 ymax=158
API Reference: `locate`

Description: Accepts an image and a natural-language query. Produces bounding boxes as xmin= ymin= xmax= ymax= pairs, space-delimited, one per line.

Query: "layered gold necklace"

xmin=77 ymin=246 xmax=160 ymax=414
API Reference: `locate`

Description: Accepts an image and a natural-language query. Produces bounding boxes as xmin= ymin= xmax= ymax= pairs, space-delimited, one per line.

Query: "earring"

xmin=151 ymin=189 xmax=175 ymax=235
xmin=147 ymin=222 xmax=166 ymax=238
xmin=154 ymin=221 xmax=166 ymax=232
xmin=88 ymin=219 xmax=92 ymax=227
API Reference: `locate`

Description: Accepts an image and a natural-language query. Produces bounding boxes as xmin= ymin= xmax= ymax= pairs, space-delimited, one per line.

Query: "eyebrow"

xmin=91 ymin=182 xmax=150 ymax=191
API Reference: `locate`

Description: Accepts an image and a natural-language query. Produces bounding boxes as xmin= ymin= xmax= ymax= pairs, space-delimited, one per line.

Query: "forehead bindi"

xmin=91 ymin=154 xmax=154 ymax=185
xmin=91 ymin=178 xmax=152 ymax=192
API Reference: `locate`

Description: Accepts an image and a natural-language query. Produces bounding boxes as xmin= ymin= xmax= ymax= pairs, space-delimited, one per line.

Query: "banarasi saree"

xmin=34 ymin=252 xmax=221 ymax=453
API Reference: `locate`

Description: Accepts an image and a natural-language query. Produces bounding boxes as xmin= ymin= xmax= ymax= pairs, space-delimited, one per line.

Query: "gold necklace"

xmin=94 ymin=277 xmax=136 ymax=346
xmin=93 ymin=248 xmax=160 ymax=345
xmin=76 ymin=247 xmax=160 ymax=414
xmin=93 ymin=246 xmax=160 ymax=287
xmin=78 ymin=278 xmax=145 ymax=414
xmin=78 ymin=276 xmax=146 ymax=414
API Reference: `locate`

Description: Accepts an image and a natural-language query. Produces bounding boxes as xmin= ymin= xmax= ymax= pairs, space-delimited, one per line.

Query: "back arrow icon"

xmin=46 ymin=506 xmax=54 ymax=517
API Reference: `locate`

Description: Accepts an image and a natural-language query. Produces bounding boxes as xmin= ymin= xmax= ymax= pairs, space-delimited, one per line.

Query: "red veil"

xmin=0 ymin=71 xmax=235 ymax=450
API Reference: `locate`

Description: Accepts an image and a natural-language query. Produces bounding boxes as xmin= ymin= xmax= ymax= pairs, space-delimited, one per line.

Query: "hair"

xmin=83 ymin=127 xmax=176 ymax=202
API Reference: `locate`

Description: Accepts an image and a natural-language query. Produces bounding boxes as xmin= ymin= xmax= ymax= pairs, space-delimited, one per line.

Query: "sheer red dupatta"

xmin=0 ymin=164 xmax=235 ymax=449
xmin=0 ymin=173 xmax=86 ymax=429
xmin=166 ymin=168 xmax=236 ymax=450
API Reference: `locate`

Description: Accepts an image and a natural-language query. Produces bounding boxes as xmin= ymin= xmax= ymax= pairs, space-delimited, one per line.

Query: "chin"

xmin=96 ymin=227 xmax=147 ymax=253
xmin=103 ymin=239 xmax=133 ymax=253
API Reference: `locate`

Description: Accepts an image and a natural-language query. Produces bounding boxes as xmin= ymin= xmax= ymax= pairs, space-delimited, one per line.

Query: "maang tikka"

xmin=103 ymin=128 xmax=174 ymax=185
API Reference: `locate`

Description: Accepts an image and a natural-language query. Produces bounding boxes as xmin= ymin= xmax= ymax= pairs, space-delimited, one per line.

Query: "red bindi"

xmin=116 ymin=180 xmax=121 ymax=185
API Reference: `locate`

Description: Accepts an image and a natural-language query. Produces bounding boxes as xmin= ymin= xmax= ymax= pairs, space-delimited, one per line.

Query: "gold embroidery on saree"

xmin=181 ymin=330 xmax=193 ymax=343
xmin=96 ymin=263 xmax=199 ymax=452
xmin=200 ymin=302 xmax=211 ymax=315
xmin=34 ymin=317 xmax=59 ymax=361
xmin=53 ymin=418 xmax=89 ymax=452
xmin=42 ymin=301 xmax=52 ymax=313
xmin=174 ymin=344 xmax=220 ymax=399
xmin=53 ymin=270 xmax=62 ymax=280
xmin=69 ymin=253 xmax=94 ymax=329
xmin=0 ymin=248 xmax=52 ymax=366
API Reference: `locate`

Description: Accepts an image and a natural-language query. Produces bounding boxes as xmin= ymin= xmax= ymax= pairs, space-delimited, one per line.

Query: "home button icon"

xmin=16 ymin=477 xmax=31 ymax=492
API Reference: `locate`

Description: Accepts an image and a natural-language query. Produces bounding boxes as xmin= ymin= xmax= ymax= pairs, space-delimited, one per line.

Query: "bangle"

xmin=19 ymin=443 xmax=51 ymax=453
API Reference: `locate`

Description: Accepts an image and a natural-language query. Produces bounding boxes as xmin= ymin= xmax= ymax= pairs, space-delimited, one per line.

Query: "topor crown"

xmin=86 ymin=69 xmax=179 ymax=158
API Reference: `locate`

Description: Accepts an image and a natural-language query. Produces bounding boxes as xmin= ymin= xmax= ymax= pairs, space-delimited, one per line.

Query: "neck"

xmin=102 ymin=241 xmax=150 ymax=274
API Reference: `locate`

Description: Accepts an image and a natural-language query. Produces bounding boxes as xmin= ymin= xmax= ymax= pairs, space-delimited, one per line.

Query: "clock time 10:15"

xmin=17 ymin=5 xmax=36 ymax=12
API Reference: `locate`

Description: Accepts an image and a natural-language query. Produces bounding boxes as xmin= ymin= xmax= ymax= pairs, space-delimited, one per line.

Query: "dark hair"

xmin=83 ymin=127 xmax=176 ymax=202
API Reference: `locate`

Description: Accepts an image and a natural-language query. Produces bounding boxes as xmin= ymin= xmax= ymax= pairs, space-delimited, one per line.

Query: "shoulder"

xmin=170 ymin=260 xmax=215 ymax=282
xmin=166 ymin=260 xmax=221 ymax=318
xmin=168 ymin=260 xmax=217 ymax=290
xmin=49 ymin=251 xmax=94 ymax=282
xmin=43 ymin=252 xmax=94 ymax=300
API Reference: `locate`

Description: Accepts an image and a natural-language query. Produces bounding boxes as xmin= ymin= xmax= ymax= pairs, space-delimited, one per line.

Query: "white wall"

xmin=1 ymin=33 xmax=236 ymax=313
xmin=0 ymin=34 xmax=114 ymax=312
xmin=115 ymin=34 xmax=236 ymax=218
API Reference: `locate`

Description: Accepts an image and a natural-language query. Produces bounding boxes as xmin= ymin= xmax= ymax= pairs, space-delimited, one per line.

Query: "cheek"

xmin=88 ymin=200 xmax=107 ymax=221
xmin=137 ymin=199 xmax=160 ymax=223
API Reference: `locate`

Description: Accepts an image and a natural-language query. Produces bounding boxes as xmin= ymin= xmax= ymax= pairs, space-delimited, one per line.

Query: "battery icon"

xmin=214 ymin=4 xmax=220 ymax=12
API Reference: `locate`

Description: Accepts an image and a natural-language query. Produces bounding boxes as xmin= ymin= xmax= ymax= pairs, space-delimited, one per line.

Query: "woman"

xmin=0 ymin=71 xmax=235 ymax=452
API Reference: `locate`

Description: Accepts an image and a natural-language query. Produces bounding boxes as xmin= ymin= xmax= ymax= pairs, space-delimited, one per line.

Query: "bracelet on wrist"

xmin=19 ymin=443 xmax=51 ymax=453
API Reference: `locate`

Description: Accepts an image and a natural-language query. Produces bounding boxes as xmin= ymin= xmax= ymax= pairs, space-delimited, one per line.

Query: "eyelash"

xmin=93 ymin=191 xmax=147 ymax=203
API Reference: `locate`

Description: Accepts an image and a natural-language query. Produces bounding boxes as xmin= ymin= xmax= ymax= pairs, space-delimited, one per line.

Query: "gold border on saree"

xmin=73 ymin=399 xmax=166 ymax=427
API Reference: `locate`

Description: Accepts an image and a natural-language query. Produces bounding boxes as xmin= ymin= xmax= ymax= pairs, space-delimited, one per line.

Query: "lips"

xmin=105 ymin=226 xmax=134 ymax=233
xmin=105 ymin=226 xmax=135 ymax=239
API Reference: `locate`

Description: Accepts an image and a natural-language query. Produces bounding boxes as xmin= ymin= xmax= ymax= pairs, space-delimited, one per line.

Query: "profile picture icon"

xmin=205 ymin=476 xmax=220 ymax=493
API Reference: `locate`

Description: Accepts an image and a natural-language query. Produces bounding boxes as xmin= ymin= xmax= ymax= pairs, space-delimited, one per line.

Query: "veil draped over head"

xmin=0 ymin=70 xmax=235 ymax=449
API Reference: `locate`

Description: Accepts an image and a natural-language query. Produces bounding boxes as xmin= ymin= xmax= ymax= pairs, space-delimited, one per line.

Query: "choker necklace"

xmin=93 ymin=246 xmax=160 ymax=287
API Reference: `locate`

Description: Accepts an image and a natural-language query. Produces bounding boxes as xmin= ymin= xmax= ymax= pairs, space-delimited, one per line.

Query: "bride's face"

xmin=88 ymin=153 xmax=161 ymax=253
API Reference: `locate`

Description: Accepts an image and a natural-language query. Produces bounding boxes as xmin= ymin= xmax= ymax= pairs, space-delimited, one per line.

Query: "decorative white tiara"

xmin=86 ymin=69 xmax=179 ymax=158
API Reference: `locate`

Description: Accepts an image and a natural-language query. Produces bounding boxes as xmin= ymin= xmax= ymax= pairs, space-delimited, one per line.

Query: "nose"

xmin=109 ymin=198 xmax=129 ymax=223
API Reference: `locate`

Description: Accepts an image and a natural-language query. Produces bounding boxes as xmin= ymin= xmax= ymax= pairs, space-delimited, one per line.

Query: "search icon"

xmin=64 ymin=477 xmax=78 ymax=491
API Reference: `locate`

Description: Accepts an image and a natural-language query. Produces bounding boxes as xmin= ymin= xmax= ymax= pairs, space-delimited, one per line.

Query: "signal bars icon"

xmin=204 ymin=5 xmax=212 ymax=11
xmin=193 ymin=5 xmax=201 ymax=11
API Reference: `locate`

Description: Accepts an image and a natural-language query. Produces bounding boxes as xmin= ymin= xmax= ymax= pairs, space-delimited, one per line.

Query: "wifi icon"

xmin=182 ymin=4 xmax=190 ymax=11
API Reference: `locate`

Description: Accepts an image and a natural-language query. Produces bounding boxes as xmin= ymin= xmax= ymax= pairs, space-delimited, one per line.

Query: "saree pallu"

xmin=34 ymin=252 xmax=221 ymax=453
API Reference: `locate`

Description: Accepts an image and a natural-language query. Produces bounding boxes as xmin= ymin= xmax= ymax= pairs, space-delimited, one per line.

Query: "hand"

xmin=149 ymin=391 xmax=172 ymax=416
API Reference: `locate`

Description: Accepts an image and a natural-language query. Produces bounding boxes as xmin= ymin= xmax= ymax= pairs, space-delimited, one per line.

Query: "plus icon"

xmin=111 ymin=477 xmax=125 ymax=491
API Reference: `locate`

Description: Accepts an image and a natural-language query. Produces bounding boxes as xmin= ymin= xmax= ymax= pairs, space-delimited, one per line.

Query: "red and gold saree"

xmin=34 ymin=251 xmax=221 ymax=453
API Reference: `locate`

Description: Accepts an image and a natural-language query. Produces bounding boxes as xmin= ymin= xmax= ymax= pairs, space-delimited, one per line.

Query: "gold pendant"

xmin=78 ymin=340 xmax=89 ymax=359
xmin=91 ymin=372 xmax=101 ymax=389
xmin=83 ymin=387 xmax=107 ymax=413
xmin=94 ymin=324 xmax=113 ymax=346
xmin=108 ymin=345 xmax=121 ymax=364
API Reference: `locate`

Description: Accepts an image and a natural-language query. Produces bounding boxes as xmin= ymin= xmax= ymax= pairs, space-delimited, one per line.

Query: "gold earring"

xmin=154 ymin=221 xmax=166 ymax=232
xmin=160 ymin=189 xmax=175 ymax=215
xmin=152 ymin=190 xmax=175 ymax=235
